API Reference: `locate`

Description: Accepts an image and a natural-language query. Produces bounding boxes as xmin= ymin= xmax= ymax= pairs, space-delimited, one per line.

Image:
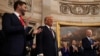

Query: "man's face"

xmin=19 ymin=4 xmax=27 ymax=15
xmin=86 ymin=30 xmax=92 ymax=37
xmin=45 ymin=17 xmax=53 ymax=27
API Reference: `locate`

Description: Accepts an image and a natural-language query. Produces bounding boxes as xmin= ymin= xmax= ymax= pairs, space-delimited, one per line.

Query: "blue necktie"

xmin=90 ymin=39 xmax=93 ymax=44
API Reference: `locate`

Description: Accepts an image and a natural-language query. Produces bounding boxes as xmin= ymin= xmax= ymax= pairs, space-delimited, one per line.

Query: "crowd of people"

xmin=60 ymin=29 xmax=100 ymax=56
xmin=0 ymin=0 xmax=100 ymax=56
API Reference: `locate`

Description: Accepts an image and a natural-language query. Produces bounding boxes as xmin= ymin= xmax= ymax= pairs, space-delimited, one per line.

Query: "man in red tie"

xmin=19 ymin=15 xmax=26 ymax=27
xmin=2 ymin=1 xmax=41 ymax=56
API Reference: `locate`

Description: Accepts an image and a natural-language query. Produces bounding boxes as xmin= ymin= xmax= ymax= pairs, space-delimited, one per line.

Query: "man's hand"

xmin=91 ymin=41 xmax=99 ymax=48
xmin=32 ymin=44 xmax=36 ymax=49
xmin=93 ymin=41 xmax=99 ymax=46
xmin=24 ymin=26 xmax=27 ymax=29
xmin=33 ymin=28 xmax=42 ymax=34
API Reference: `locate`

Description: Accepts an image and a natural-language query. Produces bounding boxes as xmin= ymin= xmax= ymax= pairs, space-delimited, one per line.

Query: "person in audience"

xmin=69 ymin=40 xmax=78 ymax=56
xmin=61 ymin=41 xmax=70 ymax=56
xmin=78 ymin=41 xmax=84 ymax=56
xmin=1 ymin=1 xmax=41 ymax=56
xmin=82 ymin=29 xmax=99 ymax=56
xmin=30 ymin=43 xmax=37 ymax=56
xmin=36 ymin=16 xmax=58 ymax=56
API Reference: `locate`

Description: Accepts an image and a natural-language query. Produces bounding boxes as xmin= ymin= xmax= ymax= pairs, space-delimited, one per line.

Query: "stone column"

xmin=42 ymin=0 xmax=51 ymax=25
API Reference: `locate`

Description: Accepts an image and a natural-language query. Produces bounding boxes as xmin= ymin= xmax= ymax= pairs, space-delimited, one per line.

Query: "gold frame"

xmin=56 ymin=22 xmax=100 ymax=48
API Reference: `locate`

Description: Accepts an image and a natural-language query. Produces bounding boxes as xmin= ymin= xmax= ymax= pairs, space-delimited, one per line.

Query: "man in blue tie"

xmin=36 ymin=16 xmax=58 ymax=56
xmin=82 ymin=29 xmax=99 ymax=56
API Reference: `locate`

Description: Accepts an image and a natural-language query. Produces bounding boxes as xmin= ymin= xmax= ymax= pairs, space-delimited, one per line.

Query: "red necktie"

xmin=19 ymin=16 xmax=26 ymax=26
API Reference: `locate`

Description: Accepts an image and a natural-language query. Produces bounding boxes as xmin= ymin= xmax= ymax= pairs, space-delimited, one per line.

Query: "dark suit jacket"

xmin=2 ymin=13 xmax=33 ymax=55
xmin=36 ymin=26 xmax=58 ymax=56
xmin=78 ymin=47 xmax=84 ymax=56
xmin=69 ymin=46 xmax=78 ymax=56
xmin=61 ymin=47 xmax=69 ymax=56
xmin=82 ymin=37 xmax=97 ymax=56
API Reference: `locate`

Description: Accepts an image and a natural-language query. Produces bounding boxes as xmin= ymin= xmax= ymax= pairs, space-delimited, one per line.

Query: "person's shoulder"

xmin=2 ymin=13 xmax=13 ymax=17
xmin=38 ymin=26 xmax=45 ymax=29
xmin=38 ymin=26 xmax=43 ymax=28
xmin=82 ymin=37 xmax=87 ymax=40
xmin=37 ymin=26 xmax=46 ymax=32
xmin=3 ymin=12 xmax=12 ymax=15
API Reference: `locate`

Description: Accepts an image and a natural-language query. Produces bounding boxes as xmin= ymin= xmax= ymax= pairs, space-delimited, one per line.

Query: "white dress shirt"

xmin=87 ymin=36 xmax=94 ymax=49
xmin=14 ymin=12 xmax=20 ymax=19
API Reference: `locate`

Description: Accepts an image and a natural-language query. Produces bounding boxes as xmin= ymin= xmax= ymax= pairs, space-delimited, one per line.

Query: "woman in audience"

xmin=69 ymin=40 xmax=78 ymax=56
xmin=61 ymin=41 xmax=70 ymax=56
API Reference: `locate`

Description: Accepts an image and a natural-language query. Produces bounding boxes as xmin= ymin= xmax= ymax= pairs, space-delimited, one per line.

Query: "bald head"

xmin=86 ymin=29 xmax=93 ymax=37
xmin=44 ymin=16 xmax=53 ymax=27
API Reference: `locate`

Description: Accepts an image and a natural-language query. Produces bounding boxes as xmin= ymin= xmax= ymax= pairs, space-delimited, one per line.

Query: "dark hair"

xmin=14 ymin=1 xmax=26 ymax=10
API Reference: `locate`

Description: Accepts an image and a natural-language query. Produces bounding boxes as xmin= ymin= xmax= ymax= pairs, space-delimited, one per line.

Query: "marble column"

xmin=42 ymin=0 xmax=51 ymax=25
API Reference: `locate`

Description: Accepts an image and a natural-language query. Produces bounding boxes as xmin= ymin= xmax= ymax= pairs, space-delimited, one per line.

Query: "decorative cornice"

xmin=59 ymin=1 xmax=100 ymax=5
xmin=59 ymin=1 xmax=100 ymax=15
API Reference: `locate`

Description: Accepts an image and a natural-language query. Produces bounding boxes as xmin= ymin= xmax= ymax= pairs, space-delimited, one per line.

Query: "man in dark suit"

xmin=36 ymin=16 xmax=58 ymax=56
xmin=82 ymin=29 xmax=99 ymax=56
xmin=1 ymin=1 xmax=40 ymax=56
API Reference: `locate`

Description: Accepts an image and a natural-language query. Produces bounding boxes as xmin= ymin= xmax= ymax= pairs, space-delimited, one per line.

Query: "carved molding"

xmin=60 ymin=1 xmax=100 ymax=15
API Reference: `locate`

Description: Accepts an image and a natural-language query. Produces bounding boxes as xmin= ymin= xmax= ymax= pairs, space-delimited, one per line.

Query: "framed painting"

xmin=56 ymin=22 xmax=100 ymax=48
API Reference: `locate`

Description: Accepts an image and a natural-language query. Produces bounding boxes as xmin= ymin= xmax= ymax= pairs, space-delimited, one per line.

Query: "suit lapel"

xmin=86 ymin=37 xmax=91 ymax=45
xmin=12 ymin=13 xmax=22 ymax=26
xmin=52 ymin=30 xmax=56 ymax=38
xmin=45 ymin=26 xmax=55 ymax=39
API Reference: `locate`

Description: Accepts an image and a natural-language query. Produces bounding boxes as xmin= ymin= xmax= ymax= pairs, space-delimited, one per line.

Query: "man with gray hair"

xmin=82 ymin=29 xmax=99 ymax=56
